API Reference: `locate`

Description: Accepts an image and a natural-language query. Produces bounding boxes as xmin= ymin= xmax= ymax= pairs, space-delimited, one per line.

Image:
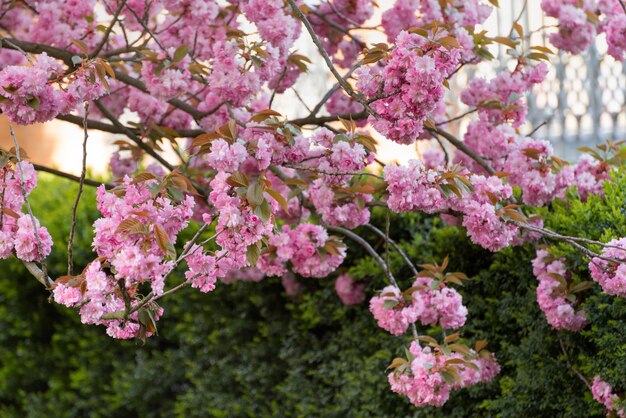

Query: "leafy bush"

xmin=2 ymin=172 xmax=626 ymax=417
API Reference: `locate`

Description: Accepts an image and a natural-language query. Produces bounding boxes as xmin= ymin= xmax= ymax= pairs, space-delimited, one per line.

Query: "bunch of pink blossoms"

xmin=383 ymin=160 xmax=526 ymax=252
xmin=604 ymin=13 xmax=626 ymax=60
xmin=410 ymin=276 xmax=468 ymax=329
xmin=589 ymin=238 xmax=626 ymax=297
xmin=369 ymin=277 xmax=467 ymax=335
xmin=109 ymin=152 xmax=138 ymax=179
xmin=53 ymin=177 xmax=195 ymax=339
xmin=0 ymin=52 xmax=106 ymax=125
xmin=335 ymin=273 xmax=366 ymax=305
xmin=541 ymin=1 xmax=596 ymax=54
xmin=186 ymin=172 xmax=276 ymax=292
xmin=308 ymin=179 xmax=372 ymax=229
xmin=258 ymin=223 xmax=346 ymax=278
xmin=381 ymin=0 xmax=492 ymax=61
xmin=460 ymin=63 xmax=548 ymax=129
xmin=503 ymin=137 xmax=570 ymax=206
xmin=592 ymin=376 xmax=626 ymax=417
xmin=542 ymin=0 xmax=626 ymax=61
xmin=532 ymin=250 xmax=588 ymax=331
xmin=0 ymin=53 xmax=64 ymax=125
xmin=383 ymin=159 xmax=447 ymax=214
xmin=388 ymin=341 xmax=500 ymax=407
xmin=0 ymin=160 xmax=52 ymax=262
xmin=141 ymin=50 xmax=192 ymax=101
xmin=369 ymin=285 xmax=419 ymax=335
xmin=457 ymin=175 xmax=520 ymax=252
xmin=569 ymin=155 xmax=610 ymax=201
xmin=356 ymin=31 xmax=460 ymax=145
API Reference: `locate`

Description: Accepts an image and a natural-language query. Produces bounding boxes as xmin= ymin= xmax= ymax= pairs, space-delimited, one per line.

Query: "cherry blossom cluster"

xmin=589 ymin=238 xmax=626 ymax=297
xmin=381 ymin=0 xmax=493 ymax=62
xmin=383 ymin=160 xmax=526 ymax=252
xmin=592 ymin=376 xmax=626 ymax=417
xmin=258 ymin=223 xmax=346 ymax=278
xmin=388 ymin=340 xmax=500 ymax=407
xmin=369 ymin=275 xmax=467 ymax=336
xmin=334 ymin=273 xmax=366 ymax=305
xmin=541 ymin=0 xmax=626 ymax=61
xmin=0 ymin=53 xmax=106 ymax=125
xmin=356 ymin=30 xmax=461 ymax=144
xmin=532 ymin=249 xmax=588 ymax=332
xmin=540 ymin=0 xmax=597 ymax=55
xmin=53 ymin=177 xmax=195 ymax=339
xmin=0 ymin=159 xmax=52 ymax=262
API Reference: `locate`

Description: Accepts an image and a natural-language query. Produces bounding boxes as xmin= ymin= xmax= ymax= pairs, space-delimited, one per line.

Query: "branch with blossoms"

xmin=1 ymin=0 xmax=626 ymax=412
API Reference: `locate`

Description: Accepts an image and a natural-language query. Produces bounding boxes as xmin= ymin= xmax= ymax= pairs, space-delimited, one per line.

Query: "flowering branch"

xmin=9 ymin=126 xmax=51 ymax=286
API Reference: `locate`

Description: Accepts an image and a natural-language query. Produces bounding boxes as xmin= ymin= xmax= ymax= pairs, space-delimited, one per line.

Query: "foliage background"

xmin=1 ymin=174 xmax=624 ymax=417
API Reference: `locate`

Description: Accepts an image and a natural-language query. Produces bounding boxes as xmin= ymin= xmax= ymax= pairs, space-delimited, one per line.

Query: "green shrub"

xmin=1 ymin=171 xmax=625 ymax=417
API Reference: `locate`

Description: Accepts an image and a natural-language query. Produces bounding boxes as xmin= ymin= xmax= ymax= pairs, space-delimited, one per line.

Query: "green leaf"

xmin=246 ymin=244 xmax=261 ymax=267
xmin=266 ymin=188 xmax=290 ymax=213
xmin=173 ymin=45 xmax=189 ymax=62
xmin=27 ymin=97 xmax=39 ymax=110
xmin=246 ymin=181 xmax=265 ymax=207
xmin=383 ymin=299 xmax=398 ymax=310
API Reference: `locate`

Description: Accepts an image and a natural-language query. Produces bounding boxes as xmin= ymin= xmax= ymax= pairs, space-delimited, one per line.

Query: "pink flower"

xmin=591 ymin=376 xmax=626 ymax=417
xmin=335 ymin=273 xmax=366 ymax=305
xmin=589 ymin=238 xmax=626 ymax=297
xmin=532 ymin=249 xmax=588 ymax=331
xmin=369 ymin=286 xmax=418 ymax=335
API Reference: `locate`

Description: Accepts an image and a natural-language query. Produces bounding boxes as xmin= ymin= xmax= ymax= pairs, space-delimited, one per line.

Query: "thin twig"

xmin=364 ymin=224 xmax=418 ymax=276
xmin=431 ymin=133 xmax=450 ymax=167
xmin=286 ymin=0 xmax=379 ymax=119
xmin=307 ymin=60 xmax=362 ymax=118
xmin=67 ymin=103 xmax=89 ymax=275
xmin=32 ymin=163 xmax=111 ymax=188
xmin=426 ymin=127 xmax=495 ymax=175
xmin=326 ymin=225 xmax=399 ymax=288
xmin=528 ymin=120 xmax=547 ymax=137
xmin=558 ymin=334 xmax=591 ymax=391
xmin=286 ymin=164 xmax=384 ymax=179
xmin=91 ymin=0 xmax=126 ymax=57
xmin=435 ymin=108 xmax=478 ymax=127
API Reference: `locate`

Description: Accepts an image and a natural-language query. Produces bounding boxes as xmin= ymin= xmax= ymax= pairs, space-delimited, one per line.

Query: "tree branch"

xmin=94 ymin=100 xmax=176 ymax=171
xmin=67 ymin=104 xmax=89 ymax=275
xmin=426 ymin=126 xmax=495 ymax=175
xmin=286 ymin=0 xmax=379 ymax=119
xmin=32 ymin=163 xmax=111 ymax=189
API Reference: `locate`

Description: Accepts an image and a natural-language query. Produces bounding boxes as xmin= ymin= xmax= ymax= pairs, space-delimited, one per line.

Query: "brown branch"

xmin=286 ymin=0 xmax=379 ymax=119
xmin=426 ymin=126 xmax=495 ymax=175
xmin=67 ymin=104 xmax=89 ymax=275
xmin=558 ymin=334 xmax=592 ymax=391
xmin=436 ymin=108 xmax=478 ymax=127
xmin=91 ymin=0 xmax=126 ymax=57
xmin=55 ymin=114 xmax=203 ymax=138
xmin=32 ymin=164 xmax=111 ymax=188
xmin=289 ymin=110 xmax=367 ymax=126
xmin=94 ymin=100 xmax=176 ymax=171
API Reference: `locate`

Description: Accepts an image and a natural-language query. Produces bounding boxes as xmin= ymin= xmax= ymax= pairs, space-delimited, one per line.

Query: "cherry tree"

xmin=0 ymin=0 xmax=625 ymax=412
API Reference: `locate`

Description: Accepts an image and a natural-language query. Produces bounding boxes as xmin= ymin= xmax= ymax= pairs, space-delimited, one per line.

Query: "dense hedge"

xmin=1 ymin=172 xmax=624 ymax=417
